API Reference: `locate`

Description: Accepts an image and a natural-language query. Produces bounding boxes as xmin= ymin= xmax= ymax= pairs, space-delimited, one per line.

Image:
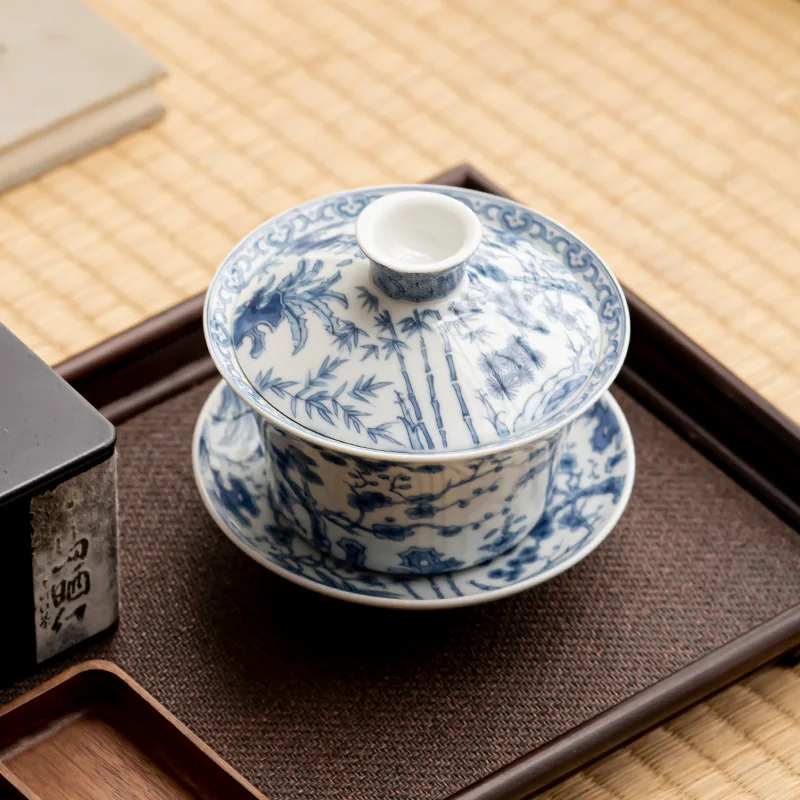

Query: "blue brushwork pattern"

xmin=195 ymin=382 xmax=631 ymax=600
xmin=205 ymin=186 xmax=627 ymax=454
xmin=371 ymin=261 xmax=465 ymax=302
xmin=257 ymin=414 xmax=556 ymax=573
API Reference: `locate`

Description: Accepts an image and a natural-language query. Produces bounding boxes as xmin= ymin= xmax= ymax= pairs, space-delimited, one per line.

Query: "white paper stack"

xmin=0 ymin=0 xmax=166 ymax=192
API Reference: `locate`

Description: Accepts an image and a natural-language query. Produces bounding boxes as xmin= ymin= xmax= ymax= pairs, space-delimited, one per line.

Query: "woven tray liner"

xmin=2 ymin=380 xmax=800 ymax=799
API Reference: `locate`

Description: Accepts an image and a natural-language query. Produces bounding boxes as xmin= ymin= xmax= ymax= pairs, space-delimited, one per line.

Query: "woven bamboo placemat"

xmin=540 ymin=666 xmax=800 ymax=799
xmin=1 ymin=0 xmax=800 ymax=795
xmin=1 ymin=0 xmax=799 ymax=420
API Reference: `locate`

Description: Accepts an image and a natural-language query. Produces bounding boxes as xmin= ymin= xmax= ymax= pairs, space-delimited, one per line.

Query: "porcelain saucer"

xmin=192 ymin=381 xmax=635 ymax=610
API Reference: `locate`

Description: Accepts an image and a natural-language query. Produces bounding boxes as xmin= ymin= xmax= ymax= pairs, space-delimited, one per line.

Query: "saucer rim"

xmin=192 ymin=380 xmax=636 ymax=610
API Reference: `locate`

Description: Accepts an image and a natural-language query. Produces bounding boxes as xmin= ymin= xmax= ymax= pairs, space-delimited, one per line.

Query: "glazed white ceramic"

xmin=203 ymin=186 xmax=630 ymax=573
xmin=356 ymin=190 xmax=483 ymax=277
xmin=193 ymin=380 xmax=635 ymax=609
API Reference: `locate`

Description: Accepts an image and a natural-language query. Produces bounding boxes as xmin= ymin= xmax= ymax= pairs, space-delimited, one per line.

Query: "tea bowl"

xmin=203 ymin=186 xmax=629 ymax=574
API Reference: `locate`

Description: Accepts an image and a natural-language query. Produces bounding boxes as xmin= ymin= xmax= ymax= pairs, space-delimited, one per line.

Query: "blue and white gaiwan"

xmin=204 ymin=187 xmax=630 ymax=575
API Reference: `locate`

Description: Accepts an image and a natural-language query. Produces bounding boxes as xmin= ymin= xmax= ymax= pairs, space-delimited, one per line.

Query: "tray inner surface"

xmin=3 ymin=712 xmax=192 ymax=799
xmin=0 ymin=674 xmax=214 ymax=800
xmin=2 ymin=377 xmax=800 ymax=800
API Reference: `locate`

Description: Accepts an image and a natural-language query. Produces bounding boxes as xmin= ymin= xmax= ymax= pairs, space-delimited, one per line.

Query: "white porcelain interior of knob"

xmin=356 ymin=191 xmax=482 ymax=274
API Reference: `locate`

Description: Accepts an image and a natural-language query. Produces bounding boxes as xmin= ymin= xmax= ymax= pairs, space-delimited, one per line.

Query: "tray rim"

xmin=0 ymin=660 xmax=267 ymax=800
xmin=49 ymin=163 xmax=800 ymax=800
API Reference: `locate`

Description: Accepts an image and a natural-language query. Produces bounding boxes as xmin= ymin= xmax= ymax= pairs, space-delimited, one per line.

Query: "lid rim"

xmin=203 ymin=328 xmax=629 ymax=462
xmin=204 ymin=184 xmax=629 ymax=461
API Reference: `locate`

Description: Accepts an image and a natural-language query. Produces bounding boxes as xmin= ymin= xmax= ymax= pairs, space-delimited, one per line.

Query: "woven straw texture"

xmin=541 ymin=670 xmax=800 ymax=799
xmin=2 ymin=380 xmax=800 ymax=799
xmin=1 ymin=0 xmax=800 ymax=425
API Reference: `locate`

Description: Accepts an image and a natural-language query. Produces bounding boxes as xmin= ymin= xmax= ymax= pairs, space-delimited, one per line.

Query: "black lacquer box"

xmin=0 ymin=323 xmax=118 ymax=685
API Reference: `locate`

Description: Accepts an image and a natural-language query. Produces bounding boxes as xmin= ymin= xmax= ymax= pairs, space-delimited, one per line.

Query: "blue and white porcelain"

xmin=193 ymin=381 xmax=635 ymax=609
xmin=203 ymin=186 xmax=630 ymax=573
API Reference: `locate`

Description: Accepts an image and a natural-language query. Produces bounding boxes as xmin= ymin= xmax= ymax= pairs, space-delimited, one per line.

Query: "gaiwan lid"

xmin=205 ymin=186 xmax=629 ymax=456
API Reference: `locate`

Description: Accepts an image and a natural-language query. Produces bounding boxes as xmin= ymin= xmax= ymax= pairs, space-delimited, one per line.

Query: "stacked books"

xmin=0 ymin=0 xmax=166 ymax=192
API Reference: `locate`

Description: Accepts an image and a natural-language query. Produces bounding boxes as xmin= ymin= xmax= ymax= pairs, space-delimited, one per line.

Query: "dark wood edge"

xmin=55 ymin=294 xmax=211 ymax=423
xmin=56 ymin=294 xmax=205 ymax=386
xmin=0 ymin=764 xmax=37 ymax=800
xmin=0 ymin=660 xmax=267 ymax=800
xmin=47 ymin=162 xmax=800 ymax=800
xmin=616 ymin=293 xmax=800 ymax=529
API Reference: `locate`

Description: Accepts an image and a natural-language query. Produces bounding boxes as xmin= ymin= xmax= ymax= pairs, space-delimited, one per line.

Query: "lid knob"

xmin=356 ymin=191 xmax=482 ymax=303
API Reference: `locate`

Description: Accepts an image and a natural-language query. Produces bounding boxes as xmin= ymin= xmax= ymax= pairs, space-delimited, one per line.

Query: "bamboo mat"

xmin=2 ymin=0 xmax=800 ymax=796
xmin=540 ymin=666 xmax=800 ymax=800
xmin=1 ymin=0 xmax=799 ymax=421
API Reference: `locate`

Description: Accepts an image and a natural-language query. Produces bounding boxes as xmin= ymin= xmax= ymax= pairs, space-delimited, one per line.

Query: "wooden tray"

xmin=28 ymin=164 xmax=800 ymax=800
xmin=0 ymin=661 xmax=264 ymax=800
